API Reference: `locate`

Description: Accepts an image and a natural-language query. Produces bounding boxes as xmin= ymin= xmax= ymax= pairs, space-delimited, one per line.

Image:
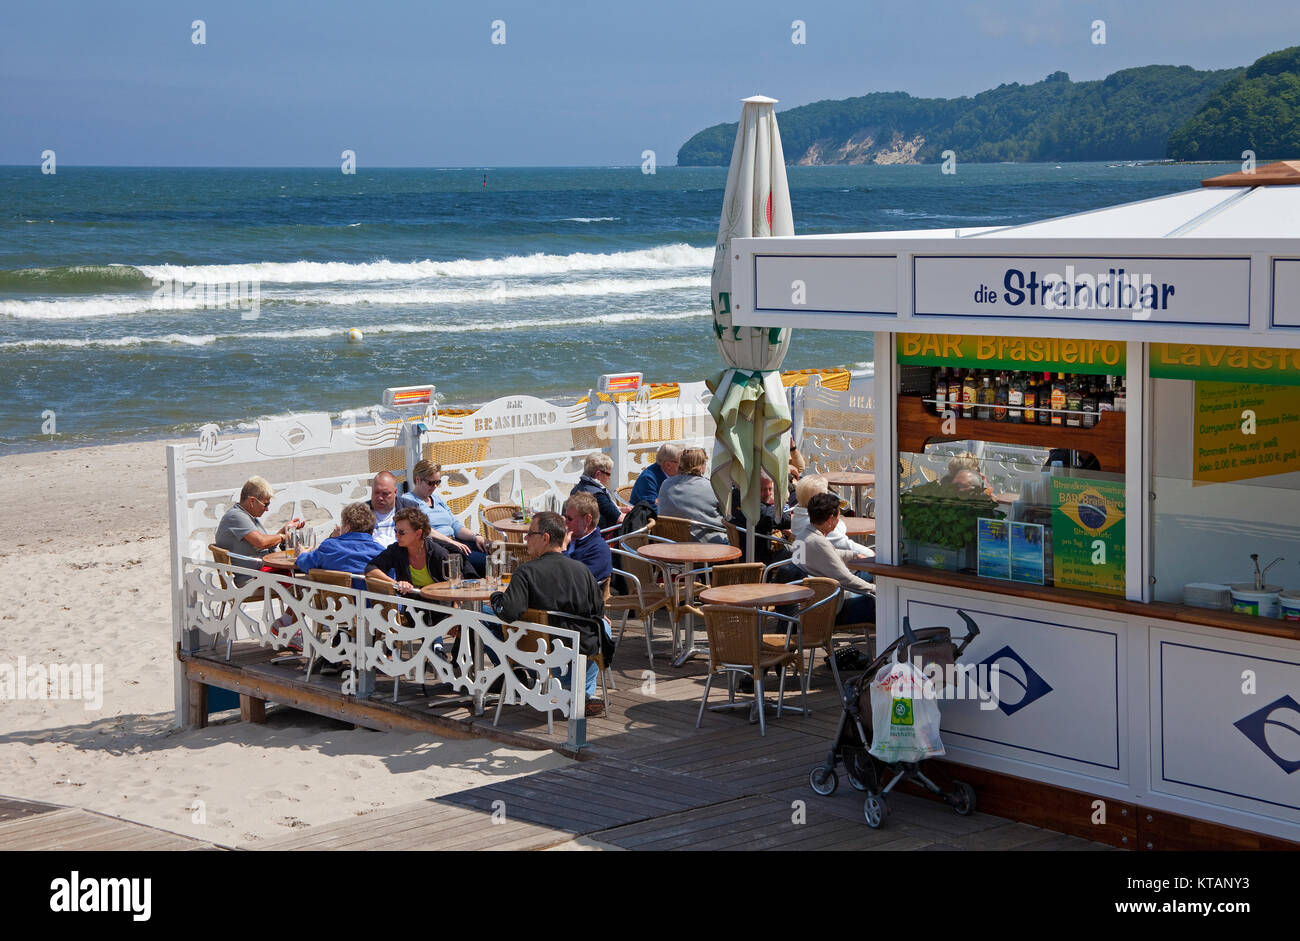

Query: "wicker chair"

xmin=304 ymin=569 xmax=355 ymax=683
xmin=761 ymin=577 xmax=844 ymax=713
xmin=480 ymin=503 xmax=523 ymax=542
xmin=365 ymin=574 xmax=415 ymax=702
xmin=652 ymin=515 xmax=695 ymax=543
xmin=617 ymin=485 xmax=635 ymax=504
xmin=208 ymin=544 xmax=279 ymax=659
xmin=608 ymin=545 xmax=676 ymax=664
xmin=710 ymin=563 xmax=764 ymax=588
xmin=698 ymin=605 xmax=800 ymax=737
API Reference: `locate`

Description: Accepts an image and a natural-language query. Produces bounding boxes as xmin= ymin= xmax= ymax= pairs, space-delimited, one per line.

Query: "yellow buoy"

xmin=346 ymin=328 xmax=364 ymax=343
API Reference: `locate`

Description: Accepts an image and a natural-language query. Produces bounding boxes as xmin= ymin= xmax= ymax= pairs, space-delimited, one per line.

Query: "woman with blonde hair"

xmin=789 ymin=474 xmax=873 ymax=557
xmin=569 ymin=451 xmax=628 ymax=529
xmin=657 ymin=447 xmax=729 ymax=544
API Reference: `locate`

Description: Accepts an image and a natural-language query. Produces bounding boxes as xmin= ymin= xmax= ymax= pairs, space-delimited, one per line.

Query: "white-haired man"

xmin=629 ymin=443 xmax=680 ymax=509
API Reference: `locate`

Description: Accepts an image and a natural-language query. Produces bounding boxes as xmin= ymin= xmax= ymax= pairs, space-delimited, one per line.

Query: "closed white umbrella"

xmin=708 ymin=96 xmax=794 ymax=559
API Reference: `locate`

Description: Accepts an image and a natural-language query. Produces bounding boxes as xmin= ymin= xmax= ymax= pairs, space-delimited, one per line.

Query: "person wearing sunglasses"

xmin=490 ymin=511 xmax=610 ymax=717
xmin=397 ymin=459 xmax=490 ymax=578
xmin=215 ymin=475 xmax=304 ymax=584
xmin=569 ymin=452 xmax=628 ymax=530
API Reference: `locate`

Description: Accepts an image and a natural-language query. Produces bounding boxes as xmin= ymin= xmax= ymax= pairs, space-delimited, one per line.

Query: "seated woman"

xmin=789 ymin=475 xmax=873 ymax=558
xmin=570 ymin=452 xmax=628 ymax=530
xmin=797 ymin=492 xmax=876 ymax=625
xmin=657 ymin=446 xmax=729 ymax=545
xmin=294 ymin=502 xmax=386 ymax=589
xmin=397 ymin=459 xmax=489 ymax=578
xmin=364 ymin=507 xmax=452 ymax=597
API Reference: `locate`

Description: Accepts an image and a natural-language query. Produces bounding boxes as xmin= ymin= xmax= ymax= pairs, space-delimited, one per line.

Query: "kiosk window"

xmin=1151 ymin=376 xmax=1300 ymax=614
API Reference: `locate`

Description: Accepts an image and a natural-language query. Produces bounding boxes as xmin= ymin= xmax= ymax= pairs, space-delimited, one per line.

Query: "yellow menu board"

xmin=1194 ymin=382 xmax=1300 ymax=483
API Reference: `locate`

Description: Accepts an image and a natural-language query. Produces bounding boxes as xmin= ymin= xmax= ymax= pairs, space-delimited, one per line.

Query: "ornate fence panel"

xmin=795 ymin=374 xmax=876 ymax=476
xmin=180 ymin=560 xmax=586 ymax=745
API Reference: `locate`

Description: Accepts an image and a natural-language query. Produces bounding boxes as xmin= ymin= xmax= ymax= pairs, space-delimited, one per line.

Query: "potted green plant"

xmin=899 ymin=480 xmax=1003 ymax=571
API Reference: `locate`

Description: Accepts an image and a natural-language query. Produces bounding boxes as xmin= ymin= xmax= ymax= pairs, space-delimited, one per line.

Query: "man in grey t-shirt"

xmin=215 ymin=476 xmax=303 ymax=582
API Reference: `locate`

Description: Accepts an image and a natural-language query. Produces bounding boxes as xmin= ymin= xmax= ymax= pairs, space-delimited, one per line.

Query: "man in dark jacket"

xmin=491 ymin=511 xmax=609 ymax=717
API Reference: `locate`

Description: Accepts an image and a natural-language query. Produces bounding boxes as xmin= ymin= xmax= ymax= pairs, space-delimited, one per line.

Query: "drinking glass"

xmin=443 ymin=555 xmax=462 ymax=587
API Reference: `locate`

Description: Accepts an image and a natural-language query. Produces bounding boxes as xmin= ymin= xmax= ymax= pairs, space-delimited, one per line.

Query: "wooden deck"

xmin=176 ymin=618 xmax=1111 ymax=852
xmin=0 ymin=797 xmax=218 ymax=851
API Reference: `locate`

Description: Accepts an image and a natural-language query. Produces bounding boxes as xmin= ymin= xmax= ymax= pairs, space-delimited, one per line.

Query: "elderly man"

xmin=729 ymin=473 xmax=792 ymax=565
xmin=562 ymin=492 xmax=613 ymax=583
xmin=628 ymin=443 xmax=680 ymax=509
xmin=797 ymin=492 xmax=876 ymax=625
xmin=295 ymin=503 xmax=386 ymax=589
xmin=368 ymin=471 xmax=399 ymax=547
xmin=491 ymin=511 xmax=610 ymax=718
xmin=398 ymin=459 xmax=489 ymax=577
xmin=215 ymin=476 xmax=303 ymax=582
xmin=570 ymin=452 xmax=628 ymax=530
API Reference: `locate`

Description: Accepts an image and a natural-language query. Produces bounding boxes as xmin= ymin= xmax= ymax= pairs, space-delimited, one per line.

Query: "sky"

xmin=1 ymin=0 xmax=1296 ymax=167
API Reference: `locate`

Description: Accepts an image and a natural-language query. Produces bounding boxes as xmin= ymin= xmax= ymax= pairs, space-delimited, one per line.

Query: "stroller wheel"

xmin=809 ymin=766 xmax=838 ymax=796
xmin=951 ymin=781 xmax=976 ymax=816
xmin=846 ymin=765 xmax=868 ymax=792
xmin=863 ymin=793 xmax=888 ymax=829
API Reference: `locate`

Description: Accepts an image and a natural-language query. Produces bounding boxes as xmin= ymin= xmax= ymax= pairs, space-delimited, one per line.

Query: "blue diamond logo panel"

xmin=1233 ymin=694 xmax=1300 ymax=775
xmin=979 ymin=645 xmax=1054 ymax=717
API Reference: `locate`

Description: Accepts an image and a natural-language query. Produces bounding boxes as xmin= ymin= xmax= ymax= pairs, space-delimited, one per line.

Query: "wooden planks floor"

xmin=0 ymin=797 xmax=218 ymax=851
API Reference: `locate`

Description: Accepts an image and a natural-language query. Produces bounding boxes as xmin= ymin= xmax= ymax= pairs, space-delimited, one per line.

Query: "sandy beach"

xmin=0 ymin=439 xmax=571 ymax=847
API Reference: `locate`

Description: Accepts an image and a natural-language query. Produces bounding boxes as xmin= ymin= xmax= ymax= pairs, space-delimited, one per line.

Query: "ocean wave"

xmin=0 ymin=264 xmax=155 ymax=292
xmin=561 ymin=217 xmax=620 ymax=223
xmin=0 ymin=275 xmax=708 ymax=320
xmin=137 ymin=243 xmax=711 ymax=284
xmin=0 ymin=309 xmax=710 ymax=350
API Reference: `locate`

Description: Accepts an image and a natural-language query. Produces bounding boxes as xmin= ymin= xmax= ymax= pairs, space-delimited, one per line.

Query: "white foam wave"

xmin=562 ymin=217 xmax=620 ymax=223
xmin=0 ymin=275 xmax=708 ymax=320
xmin=0 ymin=309 xmax=710 ymax=350
xmin=137 ymin=243 xmax=711 ymax=284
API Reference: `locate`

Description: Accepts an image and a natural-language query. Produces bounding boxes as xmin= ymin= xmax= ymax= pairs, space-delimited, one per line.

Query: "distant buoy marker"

xmin=346 ymin=328 xmax=364 ymax=343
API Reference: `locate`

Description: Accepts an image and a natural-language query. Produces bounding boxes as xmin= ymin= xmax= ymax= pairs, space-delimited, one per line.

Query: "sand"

xmin=0 ymin=439 xmax=571 ymax=847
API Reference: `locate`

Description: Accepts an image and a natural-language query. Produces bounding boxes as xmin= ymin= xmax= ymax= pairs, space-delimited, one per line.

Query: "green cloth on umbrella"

xmin=708 ymin=96 xmax=795 ymax=529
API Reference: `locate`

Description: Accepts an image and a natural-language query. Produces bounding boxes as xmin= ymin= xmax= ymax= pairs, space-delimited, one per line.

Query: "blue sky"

xmin=1 ymin=0 xmax=1296 ymax=166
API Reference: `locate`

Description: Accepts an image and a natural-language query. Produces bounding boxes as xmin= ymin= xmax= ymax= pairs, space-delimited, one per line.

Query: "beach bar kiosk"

xmin=732 ymin=163 xmax=1300 ymax=848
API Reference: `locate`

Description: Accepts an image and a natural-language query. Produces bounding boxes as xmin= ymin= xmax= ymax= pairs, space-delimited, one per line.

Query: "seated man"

xmin=215 ymin=475 xmax=303 ymax=584
xmin=491 ymin=511 xmax=610 ymax=718
xmin=628 ymin=443 xmax=680 ymax=510
xmin=367 ymin=471 xmax=399 ymax=548
xmin=570 ymin=452 xmax=628 ymax=530
xmin=797 ymin=492 xmax=876 ymax=625
xmin=294 ymin=502 xmax=386 ymax=589
xmin=729 ymin=472 xmax=793 ymax=566
xmin=398 ymin=459 xmax=489 ymax=577
xmin=562 ymin=492 xmax=613 ymax=584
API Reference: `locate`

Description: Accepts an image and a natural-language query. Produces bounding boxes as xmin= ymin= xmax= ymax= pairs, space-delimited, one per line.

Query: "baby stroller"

xmin=808 ymin=610 xmax=980 ymax=828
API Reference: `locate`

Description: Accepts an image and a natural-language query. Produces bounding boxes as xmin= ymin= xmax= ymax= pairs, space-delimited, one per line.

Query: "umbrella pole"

xmin=746 ymin=411 xmax=760 ymax=563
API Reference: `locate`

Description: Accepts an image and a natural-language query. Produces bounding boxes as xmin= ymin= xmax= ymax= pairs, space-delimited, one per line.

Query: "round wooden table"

xmin=488 ymin=518 xmax=530 ymax=539
xmin=840 ymin=516 xmax=876 ymax=537
xmin=637 ymin=542 xmax=742 ymax=665
xmin=261 ymin=550 xmax=299 ymax=573
xmin=419 ymin=581 xmax=496 ymax=604
xmin=824 ymin=471 xmax=876 ymax=517
xmin=698 ymin=583 xmax=814 ymax=606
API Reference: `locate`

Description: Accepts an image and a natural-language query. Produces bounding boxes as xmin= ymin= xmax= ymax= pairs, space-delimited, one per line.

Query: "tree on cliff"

xmin=1166 ymin=46 xmax=1300 ymax=161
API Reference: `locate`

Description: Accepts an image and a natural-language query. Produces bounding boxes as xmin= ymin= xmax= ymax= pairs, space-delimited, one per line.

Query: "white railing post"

xmin=609 ymin=396 xmax=631 ymax=491
xmin=566 ymin=652 xmax=587 ymax=749
xmin=168 ymin=446 xmax=194 ymax=728
xmin=356 ymin=589 xmax=375 ymax=699
xmin=403 ymin=421 xmax=421 ymax=488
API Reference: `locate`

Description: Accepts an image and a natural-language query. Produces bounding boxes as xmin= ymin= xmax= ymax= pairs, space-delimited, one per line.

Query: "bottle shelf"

xmin=896 ymin=395 xmax=1127 ymax=472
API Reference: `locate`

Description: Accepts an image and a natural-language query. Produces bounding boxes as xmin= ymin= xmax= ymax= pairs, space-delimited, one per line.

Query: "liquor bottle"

xmin=977 ymin=375 xmax=993 ymax=420
xmin=1065 ymin=375 xmax=1083 ymax=428
xmin=1113 ymin=375 xmax=1127 ymax=413
xmin=933 ymin=367 xmax=948 ymax=416
xmin=1021 ymin=373 xmax=1036 ymax=424
xmin=1008 ymin=372 xmax=1024 ymax=423
xmin=1081 ymin=378 xmax=1098 ymax=429
xmin=1037 ymin=373 xmax=1053 ymax=425
xmin=993 ymin=372 xmax=1009 ymax=421
xmin=1098 ymin=375 xmax=1114 ymax=413
xmin=962 ymin=370 xmax=977 ymax=419
xmin=1050 ymin=373 xmax=1067 ymax=426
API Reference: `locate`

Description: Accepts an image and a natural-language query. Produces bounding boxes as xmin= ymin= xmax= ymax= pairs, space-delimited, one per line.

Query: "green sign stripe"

xmin=1150 ymin=344 xmax=1300 ymax=386
xmin=897 ymin=334 xmax=1126 ymax=376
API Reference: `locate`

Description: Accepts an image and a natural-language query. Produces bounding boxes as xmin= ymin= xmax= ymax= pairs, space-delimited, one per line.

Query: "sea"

xmin=0 ymin=161 xmax=1237 ymax=455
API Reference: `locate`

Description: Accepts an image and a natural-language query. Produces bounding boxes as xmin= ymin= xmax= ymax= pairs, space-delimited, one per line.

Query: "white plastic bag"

xmin=868 ymin=653 xmax=946 ymax=764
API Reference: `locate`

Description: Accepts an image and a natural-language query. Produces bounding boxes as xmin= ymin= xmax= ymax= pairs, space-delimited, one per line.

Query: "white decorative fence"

xmin=168 ymin=373 xmax=870 ymax=734
xmin=181 ymin=560 xmax=585 ymax=745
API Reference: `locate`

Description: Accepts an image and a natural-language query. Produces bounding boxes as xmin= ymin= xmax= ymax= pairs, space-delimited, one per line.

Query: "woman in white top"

xmin=789 ymin=474 xmax=873 ymax=557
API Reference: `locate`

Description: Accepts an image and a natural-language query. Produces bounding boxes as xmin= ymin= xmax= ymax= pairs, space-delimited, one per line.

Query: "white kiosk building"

xmin=732 ymin=162 xmax=1300 ymax=848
